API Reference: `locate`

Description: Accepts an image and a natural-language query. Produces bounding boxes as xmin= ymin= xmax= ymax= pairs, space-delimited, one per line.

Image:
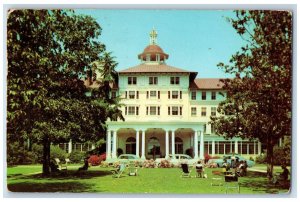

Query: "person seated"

xmin=78 ymin=157 xmax=89 ymax=171
xmin=272 ymin=164 xmax=290 ymax=184
xmin=195 ymin=161 xmax=204 ymax=178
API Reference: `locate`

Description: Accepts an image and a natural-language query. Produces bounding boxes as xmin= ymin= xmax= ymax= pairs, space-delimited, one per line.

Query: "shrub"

xmin=99 ymin=152 xmax=106 ymax=161
xmin=255 ymin=153 xmax=267 ymax=164
xmin=142 ymin=159 xmax=156 ymax=168
xmin=69 ymin=151 xmax=85 ymax=163
xmin=31 ymin=144 xmax=43 ymax=163
xmin=159 ymin=159 xmax=172 ymax=168
xmin=50 ymin=145 xmax=67 ymax=161
xmin=249 ymin=156 xmax=254 ymax=161
xmin=88 ymin=155 xmax=101 ymax=166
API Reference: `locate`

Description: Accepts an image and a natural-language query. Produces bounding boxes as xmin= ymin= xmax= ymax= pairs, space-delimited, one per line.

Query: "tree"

xmin=7 ymin=10 xmax=123 ymax=174
xmin=210 ymin=11 xmax=292 ymax=178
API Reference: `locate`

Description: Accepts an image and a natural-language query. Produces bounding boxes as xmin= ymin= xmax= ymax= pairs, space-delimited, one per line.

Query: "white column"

xmin=212 ymin=140 xmax=215 ymax=156
xmin=223 ymin=144 xmax=226 ymax=155
xmin=68 ymin=139 xmax=72 ymax=154
xmin=194 ymin=130 xmax=198 ymax=159
xmin=247 ymin=144 xmax=249 ymax=155
xmin=200 ymin=131 xmax=204 ymax=159
xmin=258 ymin=141 xmax=262 ymax=154
xmin=165 ymin=130 xmax=169 ymax=158
xmin=234 ymin=140 xmax=238 ymax=154
xmin=171 ymin=130 xmax=175 ymax=158
xmin=80 ymin=144 xmax=83 ymax=152
xmin=230 ymin=141 xmax=233 ymax=153
xmin=240 ymin=141 xmax=243 ymax=155
xmin=136 ymin=130 xmax=140 ymax=158
xmin=107 ymin=130 xmax=111 ymax=159
xmin=141 ymin=130 xmax=146 ymax=159
xmin=112 ymin=130 xmax=117 ymax=158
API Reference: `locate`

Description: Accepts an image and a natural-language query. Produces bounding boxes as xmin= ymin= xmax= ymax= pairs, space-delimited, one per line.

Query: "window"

xmin=168 ymin=91 xmax=170 ymax=99
xmin=158 ymin=91 xmax=160 ymax=99
xmin=211 ymin=124 xmax=215 ymax=134
xmin=136 ymin=91 xmax=139 ymax=99
xmin=211 ymin=107 xmax=217 ymax=116
xmin=211 ymin=92 xmax=216 ymax=100
xmin=170 ymin=76 xmax=180 ymax=84
xmin=202 ymin=91 xmax=206 ymax=100
xmin=201 ymin=107 xmax=207 ymax=116
xmin=172 ymin=107 xmax=179 ymax=115
xmin=125 ymin=107 xmax=127 ymax=115
xmin=150 ymin=91 xmax=157 ymax=98
xmin=128 ymin=106 xmax=136 ymax=115
xmin=168 ymin=107 xmax=170 ymax=115
xmin=158 ymin=107 xmax=160 ymax=115
xmin=150 ymin=106 xmax=156 ymax=115
xmin=128 ymin=77 xmax=137 ymax=85
xmin=136 ymin=107 xmax=139 ymax=116
xmin=180 ymin=91 xmax=182 ymax=99
xmin=149 ymin=77 xmax=158 ymax=85
xmin=191 ymin=91 xmax=196 ymax=100
xmin=172 ymin=91 xmax=178 ymax=99
xmin=129 ymin=91 xmax=135 ymax=99
xmin=191 ymin=107 xmax=197 ymax=116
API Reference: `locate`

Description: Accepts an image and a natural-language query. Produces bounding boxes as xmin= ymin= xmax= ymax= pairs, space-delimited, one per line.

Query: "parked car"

xmin=155 ymin=154 xmax=199 ymax=167
xmin=209 ymin=154 xmax=255 ymax=168
xmin=106 ymin=154 xmax=144 ymax=166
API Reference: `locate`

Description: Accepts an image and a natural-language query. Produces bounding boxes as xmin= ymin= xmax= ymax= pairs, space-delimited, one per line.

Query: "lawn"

xmin=6 ymin=164 xmax=291 ymax=194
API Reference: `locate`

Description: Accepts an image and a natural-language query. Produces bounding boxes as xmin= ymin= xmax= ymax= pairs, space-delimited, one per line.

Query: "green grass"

xmin=6 ymin=165 xmax=291 ymax=194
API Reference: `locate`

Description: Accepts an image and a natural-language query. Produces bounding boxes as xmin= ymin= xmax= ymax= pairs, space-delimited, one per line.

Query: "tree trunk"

xmin=266 ymin=137 xmax=274 ymax=180
xmin=42 ymin=137 xmax=51 ymax=175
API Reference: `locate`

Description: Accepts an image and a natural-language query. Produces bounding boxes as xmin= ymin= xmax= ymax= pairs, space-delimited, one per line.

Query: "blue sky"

xmin=75 ymin=10 xmax=247 ymax=78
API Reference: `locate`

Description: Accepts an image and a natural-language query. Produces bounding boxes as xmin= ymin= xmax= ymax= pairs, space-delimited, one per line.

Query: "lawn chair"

xmin=181 ymin=163 xmax=192 ymax=178
xmin=225 ymin=174 xmax=240 ymax=194
xmin=128 ymin=162 xmax=138 ymax=176
xmin=111 ymin=163 xmax=126 ymax=178
xmin=54 ymin=158 xmax=68 ymax=170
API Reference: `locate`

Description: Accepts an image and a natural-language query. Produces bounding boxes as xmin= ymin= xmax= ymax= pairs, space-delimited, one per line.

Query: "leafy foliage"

xmin=210 ymin=11 xmax=292 ymax=178
xmin=7 ymin=10 xmax=123 ymax=174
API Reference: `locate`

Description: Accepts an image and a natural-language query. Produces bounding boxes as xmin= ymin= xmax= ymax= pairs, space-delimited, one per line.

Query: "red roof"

xmin=189 ymin=78 xmax=224 ymax=89
xmin=119 ymin=64 xmax=195 ymax=74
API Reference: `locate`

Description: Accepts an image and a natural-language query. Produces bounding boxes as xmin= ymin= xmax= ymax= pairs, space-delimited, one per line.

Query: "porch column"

xmin=141 ymin=130 xmax=146 ymax=159
xmin=258 ymin=141 xmax=262 ymax=154
xmin=247 ymin=144 xmax=249 ymax=155
xmin=106 ymin=130 xmax=111 ymax=159
xmin=223 ymin=144 xmax=226 ymax=155
xmin=230 ymin=141 xmax=233 ymax=153
xmin=171 ymin=130 xmax=175 ymax=159
xmin=194 ymin=130 xmax=198 ymax=159
xmin=234 ymin=140 xmax=238 ymax=154
xmin=68 ymin=139 xmax=72 ymax=154
xmin=212 ymin=140 xmax=215 ymax=156
xmin=136 ymin=130 xmax=140 ymax=158
xmin=200 ymin=131 xmax=204 ymax=159
xmin=165 ymin=130 xmax=169 ymax=158
xmin=240 ymin=141 xmax=243 ymax=155
xmin=112 ymin=130 xmax=117 ymax=158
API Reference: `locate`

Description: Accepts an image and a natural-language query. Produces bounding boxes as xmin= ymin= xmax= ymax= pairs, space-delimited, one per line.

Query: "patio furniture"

xmin=111 ymin=163 xmax=126 ymax=178
xmin=181 ymin=163 xmax=192 ymax=178
xmin=128 ymin=162 xmax=138 ymax=176
xmin=225 ymin=174 xmax=240 ymax=194
xmin=54 ymin=158 xmax=69 ymax=170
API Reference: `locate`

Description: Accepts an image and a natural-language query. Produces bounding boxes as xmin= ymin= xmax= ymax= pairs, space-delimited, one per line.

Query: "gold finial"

xmin=149 ymin=28 xmax=157 ymax=45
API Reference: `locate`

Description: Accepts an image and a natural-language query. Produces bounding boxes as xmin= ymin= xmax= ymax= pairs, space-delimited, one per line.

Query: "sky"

xmin=75 ymin=10 xmax=246 ymax=78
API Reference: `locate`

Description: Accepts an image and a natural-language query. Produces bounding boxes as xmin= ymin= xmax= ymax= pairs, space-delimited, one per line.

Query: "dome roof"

xmin=138 ymin=44 xmax=169 ymax=61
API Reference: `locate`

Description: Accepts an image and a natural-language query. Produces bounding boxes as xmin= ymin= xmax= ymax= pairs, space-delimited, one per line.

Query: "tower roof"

xmin=138 ymin=28 xmax=169 ymax=62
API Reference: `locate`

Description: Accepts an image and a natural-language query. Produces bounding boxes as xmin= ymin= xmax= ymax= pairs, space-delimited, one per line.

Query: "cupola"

xmin=138 ymin=29 xmax=169 ymax=64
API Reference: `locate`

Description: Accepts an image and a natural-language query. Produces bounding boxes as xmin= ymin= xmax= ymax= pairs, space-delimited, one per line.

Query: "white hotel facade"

xmin=102 ymin=30 xmax=263 ymax=161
